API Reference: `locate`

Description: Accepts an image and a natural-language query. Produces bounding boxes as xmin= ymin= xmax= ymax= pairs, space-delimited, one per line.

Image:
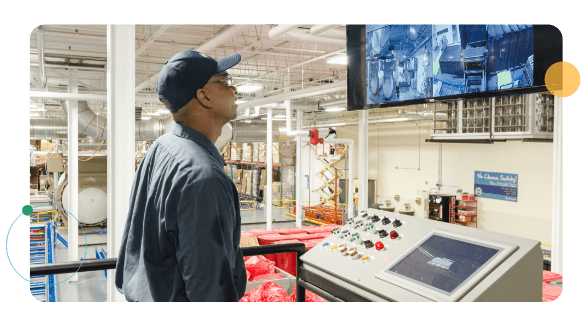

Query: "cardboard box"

xmin=252 ymin=143 xmax=259 ymax=162
xmin=272 ymin=143 xmax=279 ymax=164
xmin=242 ymin=143 xmax=252 ymax=162
xmin=260 ymin=169 xmax=266 ymax=188
xmin=243 ymin=170 xmax=253 ymax=195
xmin=235 ymin=169 xmax=243 ymax=184
xmin=239 ymin=236 xmax=259 ymax=247
xmin=236 ymin=182 xmax=242 ymax=193
xmin=272 ymin=169 xmax=280 ymax=182
xmin=231 ymin=142 xmax=242 ymax=161
xmin=258 ymin=143 xmax=266 ymax=163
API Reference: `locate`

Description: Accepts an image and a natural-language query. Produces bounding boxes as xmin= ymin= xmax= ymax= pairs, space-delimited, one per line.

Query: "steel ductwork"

xmin=30 ymin=119 xmax=68 ymax=139
xmin=214 ymin=120 xmax=285 ymax=150
xmin=30 ymin=101 xmax=164 ymax=141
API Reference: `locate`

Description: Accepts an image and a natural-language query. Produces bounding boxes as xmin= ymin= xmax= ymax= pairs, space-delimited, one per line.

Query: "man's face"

xmin=204 ymin=72 xmax=238 ymax=122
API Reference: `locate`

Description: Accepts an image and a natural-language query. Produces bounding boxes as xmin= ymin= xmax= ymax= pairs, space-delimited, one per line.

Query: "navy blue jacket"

xmin=115 ymin=123 xmax=246 ymax=301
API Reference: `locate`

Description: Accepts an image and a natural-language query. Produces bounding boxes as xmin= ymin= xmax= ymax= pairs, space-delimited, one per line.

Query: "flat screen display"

xmin=347 ymin=25 xmax=562 ymax=110
xmin=380 ymin=233 xmax=503 ymax=295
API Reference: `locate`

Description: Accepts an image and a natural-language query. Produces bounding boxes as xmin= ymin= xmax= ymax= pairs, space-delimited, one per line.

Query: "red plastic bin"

xmin=274 ymin=228 xmax=309 ymax=235
xmin=257 ymin=234 xmax=299 ymax=263
xmin=274 ymin=239 xmax=322 ymax=277
xmin=543 ymin=270 xmax=563 ymax=283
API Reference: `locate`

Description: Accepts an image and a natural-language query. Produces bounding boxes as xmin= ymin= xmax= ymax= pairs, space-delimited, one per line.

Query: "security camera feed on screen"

xmin=383 ymin=234 xmax=502 ymax=294
xmin=366 ymin=25 xmax=534 ymax=105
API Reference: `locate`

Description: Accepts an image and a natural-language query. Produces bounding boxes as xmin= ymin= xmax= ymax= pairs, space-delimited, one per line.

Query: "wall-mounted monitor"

xmin=347 ymin=25 xmax=562 ymax=110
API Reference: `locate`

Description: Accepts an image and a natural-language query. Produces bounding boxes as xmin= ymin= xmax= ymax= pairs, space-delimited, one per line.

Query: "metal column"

xmin=106 ymin=25 xmax=135 ymax=302
xmin=266 ymin=107 xmax=273 ymax=230
xmin=552 ymin=96 xmax=562 ymax=274
xmin=67 ymin=67 xmax=79 ymax=282
xmin=358 ymin=110 xmax=369 ymax=211
xmin=296 ymin=108 xmax=303 ymax=227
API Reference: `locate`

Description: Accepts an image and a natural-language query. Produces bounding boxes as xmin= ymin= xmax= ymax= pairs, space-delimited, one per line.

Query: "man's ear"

xmin=196 ymin=88 xmax=212 ymax=108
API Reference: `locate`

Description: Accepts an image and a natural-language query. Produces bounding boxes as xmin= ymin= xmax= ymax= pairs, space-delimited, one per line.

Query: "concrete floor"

xmin=46 ymin=207 xmax=304 ymax=302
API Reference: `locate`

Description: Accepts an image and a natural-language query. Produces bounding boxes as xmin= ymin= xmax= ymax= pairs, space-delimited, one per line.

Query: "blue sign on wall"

xmin=474 ymin=171 xmax=518 ymax=202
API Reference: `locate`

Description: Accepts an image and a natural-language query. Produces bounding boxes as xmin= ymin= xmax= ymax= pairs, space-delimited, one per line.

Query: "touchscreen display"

xmin=383 ymin=234 xmax=502 ymax=294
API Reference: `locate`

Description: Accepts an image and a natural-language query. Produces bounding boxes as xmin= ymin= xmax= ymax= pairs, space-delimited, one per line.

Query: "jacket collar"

xmin=172 ymin=123 xmax=225 ymax=165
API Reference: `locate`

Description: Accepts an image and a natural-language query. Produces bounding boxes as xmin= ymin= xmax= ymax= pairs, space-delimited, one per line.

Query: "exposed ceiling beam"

xmin=135 ymin=25 xmax=170 ymax=58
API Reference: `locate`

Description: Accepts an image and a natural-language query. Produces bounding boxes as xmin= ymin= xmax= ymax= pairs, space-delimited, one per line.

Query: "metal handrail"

xmin=29 ymin=242 xmax=307 ymax=302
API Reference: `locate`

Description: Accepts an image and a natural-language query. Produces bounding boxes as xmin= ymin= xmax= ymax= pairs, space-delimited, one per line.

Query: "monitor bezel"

xmin=347 ymin=24 xmax=562 ymax=111
xmin=374 ymin=229 xmax=518 ymax=302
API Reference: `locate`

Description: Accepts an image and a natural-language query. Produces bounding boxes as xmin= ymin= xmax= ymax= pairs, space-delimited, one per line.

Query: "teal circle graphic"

xmin=22 ymin=205 xmax=33 ymax=216
xmin=6 ymin=205 xmax=88 ymax=286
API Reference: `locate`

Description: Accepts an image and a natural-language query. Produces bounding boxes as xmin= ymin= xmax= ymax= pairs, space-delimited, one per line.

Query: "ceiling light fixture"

xmin=235 ymin=100 xmax=248 ymax=104
xmin=141 ymin=116 xmax=151 ymax=120
xmin=324 ymin=107 xmax=345 ymax=112
xmin=273 ymin=115 xmax=286 ymax=119
xmin=30 ymin=108 xmax=47 ymax=112
xmin=326 ymin=54 xmax=347 ymax=65
xmin=30 ymin=113 xmax=40 ymax=117
xmin=244 ymin=120 xmax=252 ymax=123
xmin=237 ymin=84 xmax=263 ymax=93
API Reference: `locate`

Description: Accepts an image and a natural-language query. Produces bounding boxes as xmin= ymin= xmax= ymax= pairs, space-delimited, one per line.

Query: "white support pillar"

xmin=106 ymin=25 xmax=135 ymax=302
xmin=295 ymin=108 xmax=303 ymax=227
xmin=551 ymin=96 xmax=563 ymax=274
xmin=67 ymin=67 xmax=79 ymax=282
xmin=266 ymin=108 xmax=273 ymax=230
xmin=358 ymin=110 xmax=369 ymax=212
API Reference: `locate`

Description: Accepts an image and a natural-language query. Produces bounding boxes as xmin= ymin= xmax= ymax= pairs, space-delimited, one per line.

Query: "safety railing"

xmin=30 ymin=243 xmax=308 ymax=302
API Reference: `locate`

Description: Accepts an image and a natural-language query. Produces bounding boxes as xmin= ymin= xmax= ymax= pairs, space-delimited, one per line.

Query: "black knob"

xmin=371 ymin=215 xmax=380 ymax=223
xmin=364 ymin=240 xmax=374 ymax=249
xmin=378 ymin=230 xmax=388 ymax=238
xmin=393 ymin=219 xmax=402 ymax=228
xmin=382 ymin=217 xmax=391 ymax=225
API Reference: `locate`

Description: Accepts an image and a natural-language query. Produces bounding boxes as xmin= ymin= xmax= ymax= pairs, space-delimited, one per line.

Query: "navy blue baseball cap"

xmin=157 ymin=50 xmax=241 ymax=113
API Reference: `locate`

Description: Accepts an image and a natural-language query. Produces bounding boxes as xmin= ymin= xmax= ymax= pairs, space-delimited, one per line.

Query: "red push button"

xmin=375 ymin=241 xmax=385 ymax=251
xmin=390 ymin=230 xmax=399 ymax=240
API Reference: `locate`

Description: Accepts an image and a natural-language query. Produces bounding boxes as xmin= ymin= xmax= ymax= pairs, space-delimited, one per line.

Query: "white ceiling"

xmin=29 ymin=24 xmax=363 ymax=123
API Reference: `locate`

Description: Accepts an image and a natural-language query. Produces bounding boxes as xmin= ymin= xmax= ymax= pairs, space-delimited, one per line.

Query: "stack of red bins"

xmin=257 ymin=233 xmax=300 ymax=263
xmin=272 ymin=225 xmax=336 ymax=276
xmin=542 ymin=270 xmax=563 ymax=302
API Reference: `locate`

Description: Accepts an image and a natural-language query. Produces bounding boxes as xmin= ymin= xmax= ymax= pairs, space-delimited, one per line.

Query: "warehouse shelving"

xmin=30 ymin=219 xmax=58 ymax=302
xmin=449 ymin=198 xmax=478 ymax=228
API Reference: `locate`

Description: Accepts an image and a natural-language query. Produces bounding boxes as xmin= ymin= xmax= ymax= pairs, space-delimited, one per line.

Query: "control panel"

xmin=299 ymin=208 xmax=543 ymax=302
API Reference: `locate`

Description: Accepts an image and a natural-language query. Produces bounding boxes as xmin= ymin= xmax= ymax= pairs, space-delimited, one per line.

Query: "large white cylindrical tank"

xmin=62 ymin=186 xmax=107 ymax=225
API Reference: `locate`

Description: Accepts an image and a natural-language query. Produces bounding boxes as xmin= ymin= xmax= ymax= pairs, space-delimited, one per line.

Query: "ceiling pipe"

xmin=36 ymin=26 xmax=46 ymax=87
xmin=134 ymin=24 xmax=249 ymax=94
xmin=30 ymin=91 xmax=161 ymax=103
xmin=31 ymin=101 xmax=164 ymax=141
xmin=310 ymin=25 xmax=341 ymax=36
xmin=136 ymin=25 xmax=170 ymax=58
xmin=268 ymin=25 xmax=300 ymax=39
xmin=284 ymin=100 xmax=310 ymax=137
xmin=278 ymin=29 xmax=345 ymax=46
xmin=236 ymin=81 xmax=346 ymax=110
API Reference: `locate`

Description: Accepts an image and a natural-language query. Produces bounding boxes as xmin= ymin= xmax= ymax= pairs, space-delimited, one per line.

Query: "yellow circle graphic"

xmin=545 ymin=62 xmax=580 ymax=97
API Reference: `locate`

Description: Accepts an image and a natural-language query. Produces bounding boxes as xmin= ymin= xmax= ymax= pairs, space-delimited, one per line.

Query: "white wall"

xmin=337 ymin=120 xmax=553 ymax=245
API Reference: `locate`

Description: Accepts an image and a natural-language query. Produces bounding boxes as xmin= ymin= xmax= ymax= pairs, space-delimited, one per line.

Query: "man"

xmin=325 ymin=127 xmax=337 ymax=155
xmin=44 ymin=180 xmax=51 ymax=191
xmin=115 ymin=51 xmax=247 ymax=301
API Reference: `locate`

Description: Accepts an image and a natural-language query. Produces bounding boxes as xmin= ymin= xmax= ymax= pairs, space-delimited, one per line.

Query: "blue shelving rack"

xmin=30 ymin=219 xmax=57 ymax=302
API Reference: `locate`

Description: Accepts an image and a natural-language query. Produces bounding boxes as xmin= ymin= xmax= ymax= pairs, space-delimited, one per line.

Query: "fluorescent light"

xmin=30 ymin=113 xmax=40 ymax=117
xmin=141 ymin=116 xmax=151 ymax=120
xmin=236 ymin=84 xmax=263 ymax=92
xmin=244 ymin=120 xmax=252 ymax=123
xmin=327 ymin=54 xmax=347 ymax=65
xmin=144 ymin=112 xmax=160 ymax=116
xmin=261 ymin=117 xmax=286 ymax=121
xmin=235 ymin=100 xmax=248 ymax=104
xmin=30 ymin=108 xmax=46 ymax=112
xmin=325 ymin=107 xmax=345 ymax=112
xmin=156 ymin=109 xmax=169 ymax=114
xmin=274 ymin=115 xmax=286 ymax=118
